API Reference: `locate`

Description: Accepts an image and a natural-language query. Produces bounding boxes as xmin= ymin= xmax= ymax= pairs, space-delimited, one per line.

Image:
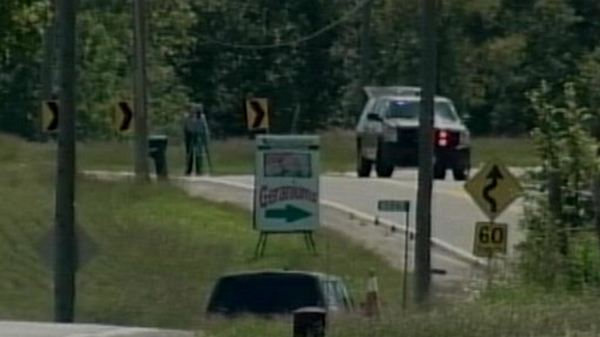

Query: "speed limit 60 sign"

xmin=473 ymin=222 xmax=508 ymax=257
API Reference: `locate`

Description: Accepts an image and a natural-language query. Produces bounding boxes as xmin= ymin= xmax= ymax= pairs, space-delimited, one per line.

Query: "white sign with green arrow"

xmin=254 ymin=135 xmax=320 ymax=233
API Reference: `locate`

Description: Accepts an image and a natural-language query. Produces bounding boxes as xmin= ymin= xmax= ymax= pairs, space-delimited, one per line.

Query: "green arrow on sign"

xmin=265 ymin=204 xmax=312 ymax=223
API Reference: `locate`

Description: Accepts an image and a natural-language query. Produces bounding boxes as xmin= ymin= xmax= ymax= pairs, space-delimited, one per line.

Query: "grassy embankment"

xmin=4 ymin=133 xmax=594 ymax=337
xmin=0 ymin=133 xmax=403 ymax=329
xmin=77 ymin=130 xmax=538 ymax=175
xmin=207 ymin=290 xmax=600 ymax=337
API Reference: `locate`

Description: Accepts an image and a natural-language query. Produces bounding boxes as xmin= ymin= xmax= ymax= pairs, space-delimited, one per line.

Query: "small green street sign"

xmin=377 ymin=200 xmax=410 ymax=212
xmin=265 ymin=205 xmax=312 ymax=223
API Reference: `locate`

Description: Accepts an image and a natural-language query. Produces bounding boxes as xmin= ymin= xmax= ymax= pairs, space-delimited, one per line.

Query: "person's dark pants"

xmin=185 ymin=133 xmax=203 ymax=175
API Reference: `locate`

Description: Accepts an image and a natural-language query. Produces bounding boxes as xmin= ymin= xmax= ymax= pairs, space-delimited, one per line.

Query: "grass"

xmin=0 ymin=133 xmax=404 ymax=329
xmin=202 ymin=284 xmax=600 ymax=337
xmin=3 ymin=133 xmax=600 ymax=336
xmin=78 ymin=136 xmax=255 ymax=175
xmin=76 ymin=130 xmax=537 ymax=175
xmin=204 ymin=296 xmax=600 ymax=337
xmin=472 ymin=136 xmax=538 ymax=168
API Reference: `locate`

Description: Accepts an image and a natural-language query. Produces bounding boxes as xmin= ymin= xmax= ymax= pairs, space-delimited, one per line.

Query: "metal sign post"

xmin=465 ymin=161 xmax=522 ymax=287
xmin=253 ymin=135 xmax=320 ymax=257
xmin=377 ymin=199 xmax=411 ymax=309
xmin=465 ymin=161 xmax=521 ymax=289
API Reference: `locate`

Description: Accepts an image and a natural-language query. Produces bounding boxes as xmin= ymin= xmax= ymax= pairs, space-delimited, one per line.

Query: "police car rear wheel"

xmin=376 ymin=162 xmax=394 ymax=178
xmin=375 ymin=155 xmax=394 ymax=178
xmin=434 ymin=161 xmax=447 ymax=180
xmin=356 ymin=141 xmax=373 ymax=178
xmin=451 ymin=151 xmax=470 ymax=181
xmin=357 ymin=156 xmax=373 ymax=178
xmin=375 ymin=144 xmax=394 ymax=178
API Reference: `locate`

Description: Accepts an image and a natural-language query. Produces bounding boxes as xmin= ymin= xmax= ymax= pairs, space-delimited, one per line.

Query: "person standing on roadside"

xmin=183 ymin=103 xmax=211 ymax=175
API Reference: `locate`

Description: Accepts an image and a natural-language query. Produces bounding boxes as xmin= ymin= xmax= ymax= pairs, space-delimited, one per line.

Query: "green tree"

xmin=576 ymin=47 xmax=600 ymax=139
xmin=179 ymin=0 xmax=343 ymax=136
xmin=521 ymin=82 xmax=599 ymax=289
xmin=0 ymin=0 xmax=46 ymax=138
xmin=76 ymin=0 xmax=195 ymax=139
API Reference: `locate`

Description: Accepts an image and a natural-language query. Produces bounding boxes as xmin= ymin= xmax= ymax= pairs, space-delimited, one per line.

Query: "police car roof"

xmin=364 ymin=86 xmax=451 ymax=102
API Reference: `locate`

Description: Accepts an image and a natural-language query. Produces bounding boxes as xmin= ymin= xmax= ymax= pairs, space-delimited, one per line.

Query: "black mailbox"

xmin=148 ymin=135 xmax=168 ymax=179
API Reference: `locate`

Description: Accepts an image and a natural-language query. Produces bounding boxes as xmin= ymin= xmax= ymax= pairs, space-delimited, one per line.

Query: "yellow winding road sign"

xmin=464 ymin=161 xmax=523 ymax=220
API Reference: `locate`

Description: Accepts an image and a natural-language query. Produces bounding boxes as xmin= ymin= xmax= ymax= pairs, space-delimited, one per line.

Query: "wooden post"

xmin=133 ymin=0 xmax=149 ymax=181
xmin=54 ymin=0 xmax=77 ymax=322
xmin=355 ymin=0 xmax=373 ymax=126
xmin=415 ymin=0 xmax=437 ymax=306
xmin=39 ymin=0 xmax=56 ymax=141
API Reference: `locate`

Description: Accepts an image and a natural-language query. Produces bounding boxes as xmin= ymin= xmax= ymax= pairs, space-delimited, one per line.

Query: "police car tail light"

xmin=435 ymin=130 xmax=460 ymax=147
xmin=437 ymin=130 xmax=448 ymax=147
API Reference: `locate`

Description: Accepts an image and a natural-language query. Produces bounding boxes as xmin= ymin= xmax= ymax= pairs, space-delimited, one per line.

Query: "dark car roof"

xmin=206 ymin=270 xmax=347 ymax=315
xmin=217 ymin=269 xmax=342 ymax=282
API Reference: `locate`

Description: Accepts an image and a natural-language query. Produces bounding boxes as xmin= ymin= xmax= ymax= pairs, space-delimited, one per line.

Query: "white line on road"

xmin=83 ymin=170 xmax=487 ymax=268
xmin=66 ymin=328 xmax=156 ymax=337
xmin=326 ymin=175 xmax=522 ymax=215
xmin=182 ymin=175 xmax=486 ymax=268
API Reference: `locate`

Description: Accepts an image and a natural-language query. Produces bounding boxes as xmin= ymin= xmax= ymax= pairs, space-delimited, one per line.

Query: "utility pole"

xmin=40 ymin=0 xmax=56 ymax=140
xmin=356 ymin=0 xmax=373 ymax=126
xmin=414 ymin=0 xmax=437 ymax=305
xmin=54 ymin=0 xmax=77 ymax=322
xmin=133 ymin=0 xmax=149 ymax=181
xmin=359 ymin=0 xmax=372 ymax=86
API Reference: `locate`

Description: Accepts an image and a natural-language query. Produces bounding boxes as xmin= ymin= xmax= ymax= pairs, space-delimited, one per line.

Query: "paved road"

xmin=210 ymin=169 xmax=524 ymax=257
xmin=87 ymin=169 xmax=525 ymax=298
xmin=0 ymin=321 xmax=193 ymax=337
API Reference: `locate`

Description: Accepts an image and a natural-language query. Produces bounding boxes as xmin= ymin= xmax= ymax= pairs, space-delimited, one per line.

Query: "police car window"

xmin=435 ymin=102 xmax=458 ymax=121
xmin=387 ymin=101 xmax=419 ymax=119
xmin=386 ymin=100 xmax=458 ymax=121
xmin=372 ymin=99 xmax=388 ymax=116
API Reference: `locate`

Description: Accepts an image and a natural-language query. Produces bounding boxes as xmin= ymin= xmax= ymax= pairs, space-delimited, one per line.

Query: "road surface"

xmin=88 ymin=169 xmax=525 ymax=296
xmin=0 ymin=321 xmax=193 ymax=337
xmin=172 ymin=168 xmax=526 ymax=300
xmin=206 ymin=170 xmax=523 ymax=257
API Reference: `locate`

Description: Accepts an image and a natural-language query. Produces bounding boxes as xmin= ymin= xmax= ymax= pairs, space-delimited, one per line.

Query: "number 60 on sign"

xmin=473 ymin=222 xmax=508 ymax=257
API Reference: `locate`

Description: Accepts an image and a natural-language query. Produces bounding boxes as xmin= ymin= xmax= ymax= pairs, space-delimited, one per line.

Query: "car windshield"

xmin=321 ymin=279 xmax=349 ymax=310
xmin=207 ymin=273 xmax=324 ymax=315
xmin=386 ymin=100 xmax=458 ymax=121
